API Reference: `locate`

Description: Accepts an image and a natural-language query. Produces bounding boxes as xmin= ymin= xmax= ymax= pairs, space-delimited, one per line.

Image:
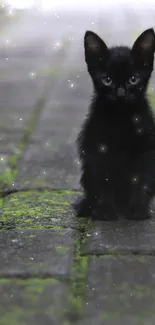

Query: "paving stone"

xmin=12 ymin=9 xmax=101 ymax=190
xmin=0 ymin=76 xmax=46 ymax=183
xmin=0 ymin=190 xmax=80 ymax=229
xmin=0 ymin=11 xmax=74 ymax=188
xmin=14 ymin=63 xmax=91 ymax=190
xmin=0 ymin=229 xmax=76 ymax=277
xmin=0 ymin=279 xmax=68 ymax=325
xmin=81 ymin=256 xmax=155 ymax=325
xmin=81 ymin=219 xmax=155 ymax=255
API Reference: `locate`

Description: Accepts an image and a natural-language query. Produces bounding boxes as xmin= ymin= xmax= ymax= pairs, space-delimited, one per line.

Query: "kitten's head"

xmin=84 ymin=28 xmax=155 ymax=102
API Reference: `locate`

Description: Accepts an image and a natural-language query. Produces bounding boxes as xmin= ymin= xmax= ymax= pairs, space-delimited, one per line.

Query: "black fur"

xmin=74 ymin=28 xmax=155 ymax=220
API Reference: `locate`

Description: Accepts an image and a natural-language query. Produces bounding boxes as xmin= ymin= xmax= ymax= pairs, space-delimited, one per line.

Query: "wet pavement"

xmin=0 ymin=3 xmax=155 ymax=324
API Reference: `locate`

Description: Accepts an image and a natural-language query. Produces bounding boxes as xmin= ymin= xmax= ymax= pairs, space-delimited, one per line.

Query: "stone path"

xmin=0 ymin=4 xmax=155 ymax=324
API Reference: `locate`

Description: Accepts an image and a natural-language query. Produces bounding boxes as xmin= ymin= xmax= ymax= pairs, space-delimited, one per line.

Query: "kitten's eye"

xmin=101 ymin=76 xmax=112 ymax=86
xmin=129 ymin=75 xmax=140 ymax=85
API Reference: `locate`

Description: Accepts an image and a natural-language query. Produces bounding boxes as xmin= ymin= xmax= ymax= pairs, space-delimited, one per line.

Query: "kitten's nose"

xmin=117 ymin=87 xmax=125 ymax=98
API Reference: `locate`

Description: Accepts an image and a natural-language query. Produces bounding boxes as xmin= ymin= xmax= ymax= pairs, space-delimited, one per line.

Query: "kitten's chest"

xmin=97 ymin=120 xmax=133 ymax=150
xmin=96 ymin=116 xmax=153 ymax=153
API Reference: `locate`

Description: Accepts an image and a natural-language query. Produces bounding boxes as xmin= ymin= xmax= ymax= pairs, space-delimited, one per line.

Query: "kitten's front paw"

xmin=92 ymin=204 xmax=117 ymax=221
xmin=72 ymin=196 xmax=92 ymax=217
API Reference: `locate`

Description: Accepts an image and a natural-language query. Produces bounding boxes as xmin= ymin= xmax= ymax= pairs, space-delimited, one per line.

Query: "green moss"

xmin=0 ymin=189 xmax=80 ymax=230
xmin=148 ymin=89 xmax=155 ymax=111
xmin=63 ymin=321 xmax=71 ymax=325
xmin=0 ymin=307 xmax=24 ymax=325
xmin=0 ymin=278 xmax=62 ymax=325
xmin=0 ymin=278 xmax=58 ymax=285
xmin=0 ymin=197 xmax=3 ymax=207
xmin=56 ymin=246 xmax=69 ymax=254
xmin=0 ymin=170 xmax=15 ymax=185
xmin=68 ymin=255 xmax=88 ymax=317
xmin=66 ymin=226 xmax=89 ymax=320
xmin=8 ymin=155 xmax=19 ymax=169
xmin=0 ymin=190 xmax=92 ymax=321
xmin=77 ymin=216 xmax=93 ymax=235
xmin=24 ymin=278 xmax=58 ymax=303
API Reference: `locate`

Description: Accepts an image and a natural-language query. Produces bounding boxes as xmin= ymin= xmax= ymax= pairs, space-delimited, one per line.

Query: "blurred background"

xmin=0 ymin=0 xmax=155 ymax=190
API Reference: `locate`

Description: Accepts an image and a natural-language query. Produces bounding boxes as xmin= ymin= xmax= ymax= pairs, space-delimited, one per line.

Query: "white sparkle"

xmin=95 ymin=232 xmax=98 ymax=236
xmin=86 ymin=233 xmax=91 ymax=237
xmin=54 ymin=41 xmax=61 ymax=50
xmin=19 ymin=118 xmax=22 ymax=121
xmin=105 ymin=178 xmax=108 ymax=181
xmin=6 ymin=57 xmax=8 ymax=61
xmin=30 ymin=71 xmax=36 ymax=78
xmin=69 ymin=25 xmax=72 ymax=28
xmin=44 ymin=21 xmax=46 ymax=25
xmin=0 ymin=157 xmax=4 ymax=161
xmin=77 ymin=75 xmax=79 ymax=78
xmin=30 ymin=257 xmax=34 ymax=260
xmin=92 ymin=288 xmax=95 ymax=291
xmin=99 ymin=144 xmax=107 ymax=153
xmin=133 ymin=115 xmax=140 ymax=123
xmin=68 ymin=79 xmax=70 ymax=82
xmin=131 ymin=176 xmax=138 ymax=183
xmin=57 ymin=15 xmax=59 ymax=18
xmin=70 ymin=83 xmax=74 ymax=88
xmin=11 ymin=239 xmax=18 ymax=243
xmin=136 ymin=128 xmax=143 ymax=135
xmin=92 ymin=22 xmax=94 ymax=25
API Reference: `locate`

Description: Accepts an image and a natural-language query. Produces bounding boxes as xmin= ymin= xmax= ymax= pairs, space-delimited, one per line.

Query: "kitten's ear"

xmin=84 ymin=31 xmax=108 ymax=68
xmin=131 ymin=28 xmax=155 ymax=64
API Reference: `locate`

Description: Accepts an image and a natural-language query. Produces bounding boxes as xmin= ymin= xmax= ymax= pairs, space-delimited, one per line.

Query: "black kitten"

xmin=74 ymin=28 xmax=155 ymax=220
